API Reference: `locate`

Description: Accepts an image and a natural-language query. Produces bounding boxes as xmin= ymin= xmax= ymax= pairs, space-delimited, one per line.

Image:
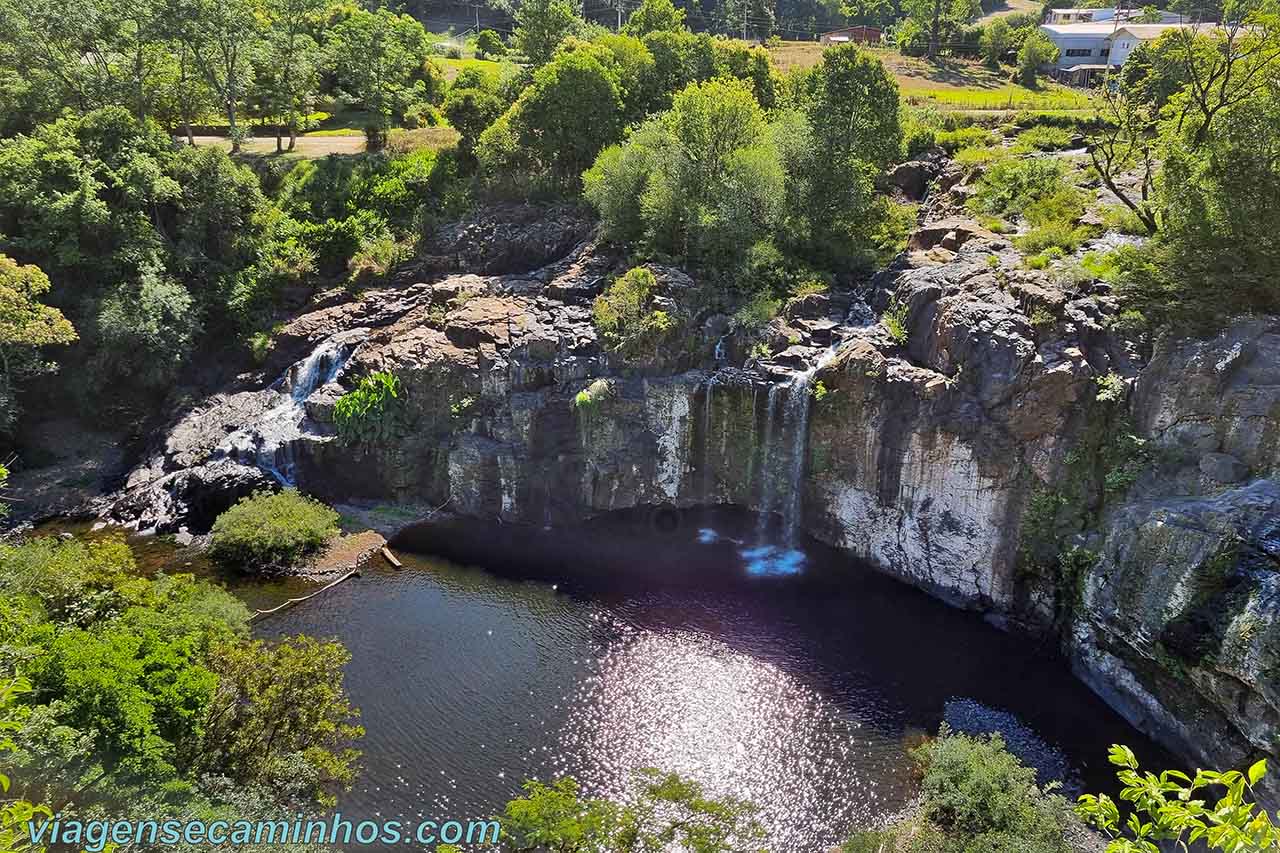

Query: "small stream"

xmin=250 ymin=506 xmax=1167 ymax=853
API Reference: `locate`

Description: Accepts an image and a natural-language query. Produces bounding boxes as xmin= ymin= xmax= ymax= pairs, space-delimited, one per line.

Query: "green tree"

xmin=475 ymin=28 xmax=507 ymax=58
xmin=1078 ymin=745 xmax=1280 ymax=852
xmin=256 ymin=0 xmax=327 ymax=152
xmin=0 ymin=256 xmax=76 ymax=435
xmin=584 ymin=79 xmax=785 ymax=272
xmin=96 ymin=267 xmax=197 ymax=390
xmin=842 ymin=0 xmax=894 ymax=27
xmin=21 ymin=619 xmax=219 ymax=779
xmin=479 ymin=47 xmax=622 ymax=192
xmin=0 ymin=0 xmax=153 ymax=117
xmin=326 ymin=7 xmax=441 ymax=149
xmin=901 ymin=0 xmax=981 ymax=58
xmin=514 ymin=0 xmax=584 ymax=66
xmin=784 ymin=45 xmax=901 ymax=269
xmin=640 ymin=30 xmax=719 ymax=110
xmin=199 ymin=635 xmax=363 ymax=807
xmin=1017 ymin=29 xmax=1059 ymax=86
xmin=443 ymin=86 xmax=505 ymax=159
xmin=981 ymin=17 xmax=1013 ymax=66
xmin=1116 ymin=85 xmax=1280 ymax=324
xmin=175 ymin=0 xmax=262 ymax=152
xmin=622 ymin=0 xmax=687 ymax=36
xmin=800 ymin=43 xmax=901 ymax=171
xmin=0 ymin=674 xmax=53 ymax=853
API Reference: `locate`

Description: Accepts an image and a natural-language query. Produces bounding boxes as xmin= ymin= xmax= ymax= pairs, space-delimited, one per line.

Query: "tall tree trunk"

xmin=929 ymin=0 xmax=941 ymax=58
xmin=227 ymin=100 xmax=239 ymax=153
xmin=288 ymin=125 xmax=297 ymax=152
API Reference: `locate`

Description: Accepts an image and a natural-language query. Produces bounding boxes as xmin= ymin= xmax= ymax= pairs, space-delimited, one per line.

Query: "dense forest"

xmin=1 ymin=0 xmax=1279 ymax=847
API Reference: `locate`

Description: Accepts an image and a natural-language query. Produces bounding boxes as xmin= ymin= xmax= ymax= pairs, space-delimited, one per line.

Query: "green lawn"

xmin=436 ymin=56 xmax=505 ymax=82
xmin=766 ymin=41 xmax=1094 ymax=113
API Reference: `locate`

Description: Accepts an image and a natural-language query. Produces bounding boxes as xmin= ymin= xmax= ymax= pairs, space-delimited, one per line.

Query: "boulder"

xmin=1200 ymin=452 xmax=1250 ymax=483
xmin=908 ymin=217 xmax=1000 ymax=252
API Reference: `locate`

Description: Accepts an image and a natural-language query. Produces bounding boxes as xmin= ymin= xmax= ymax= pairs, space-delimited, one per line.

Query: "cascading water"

xmin=216 ymin=329 xmax=367 ymax=486
xmin=702 ymin=376 xmax=716 ymax=500
xmin=755 ymin=383 xmax=782 ymax=540
xmin=746 ymin=344 xmax=842 ymax=571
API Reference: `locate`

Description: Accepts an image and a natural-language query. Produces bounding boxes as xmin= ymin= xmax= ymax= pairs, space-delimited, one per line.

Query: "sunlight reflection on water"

xmin=256 ymin=508 xmax=1166 ymax=852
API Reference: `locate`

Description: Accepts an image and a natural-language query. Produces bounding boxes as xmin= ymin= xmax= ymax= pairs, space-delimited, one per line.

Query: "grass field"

xmin=191 ymin=126 xmax=459 ymax=160
xmin=766 ymin=40 xmax=1094 ymax=112
xmin=975 ymin=0 xmax=1041 ymax=23
xmin=436 ymin=56 xmax=505 ymax=82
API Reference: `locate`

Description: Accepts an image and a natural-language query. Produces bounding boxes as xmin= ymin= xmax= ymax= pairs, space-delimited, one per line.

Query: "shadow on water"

xmin=251 ymin=504 xmax=1172 ymax=852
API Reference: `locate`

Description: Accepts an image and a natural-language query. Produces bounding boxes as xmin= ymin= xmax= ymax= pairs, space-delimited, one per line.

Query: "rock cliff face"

xmin=106 ymin=189 xmax=1280 ymax=789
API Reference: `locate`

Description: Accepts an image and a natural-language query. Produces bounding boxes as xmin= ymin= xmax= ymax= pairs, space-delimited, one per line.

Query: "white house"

xmin=1038 ymin=21 xmax=1208 ymax=83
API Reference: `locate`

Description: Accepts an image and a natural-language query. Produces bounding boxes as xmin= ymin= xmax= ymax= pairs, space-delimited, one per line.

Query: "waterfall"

xmin=755 ymin=383 xmax=782 ymax=540
xmin=702 ymin=375 xmax=716 ymax=501
xmin=217 ymin=329 xmax=366 ymax=486
xmin=757 ymin=344 xmax=842 ymax=545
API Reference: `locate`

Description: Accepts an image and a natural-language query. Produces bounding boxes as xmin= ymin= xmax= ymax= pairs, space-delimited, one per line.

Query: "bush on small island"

xmin=843 ymin=727 xmax=1076 ymax=853
xmin=209 ymin=489 xmax=340 ymax=573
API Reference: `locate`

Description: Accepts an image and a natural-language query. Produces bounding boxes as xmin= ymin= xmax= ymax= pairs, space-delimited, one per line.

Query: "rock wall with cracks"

xmin=103 ymin=197 xmax=1280 ymax=796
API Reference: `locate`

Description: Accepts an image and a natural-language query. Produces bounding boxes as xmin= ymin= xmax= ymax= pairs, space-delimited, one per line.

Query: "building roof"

xmin=1040 ymin=21 xmax=1128 ymax=35
xmin=1040 ymin=20 xmax=1210 ymax=38
xmin=1111 ymin=22 xmax=1199 ymax=38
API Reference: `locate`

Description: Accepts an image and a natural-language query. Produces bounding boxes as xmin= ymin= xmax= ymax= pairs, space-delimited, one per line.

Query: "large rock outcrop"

xmin=103 ymin=198 xmax=1280 ymax=791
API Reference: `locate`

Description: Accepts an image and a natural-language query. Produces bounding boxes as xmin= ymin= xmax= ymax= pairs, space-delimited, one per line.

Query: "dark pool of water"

xmin=252 ymin=506 xmax=1168 ymax=852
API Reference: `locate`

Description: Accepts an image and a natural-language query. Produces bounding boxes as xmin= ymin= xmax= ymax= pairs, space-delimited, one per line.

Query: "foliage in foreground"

xmin=1078 ymin=745 xmax=1280 ymax=852
xmin=0 ymin=533 xmax=361 ymax=834
xmin=208 ymin=489 xmax=339 ymax=572
xmin=502 ymin=770 xmax=766 ymax=853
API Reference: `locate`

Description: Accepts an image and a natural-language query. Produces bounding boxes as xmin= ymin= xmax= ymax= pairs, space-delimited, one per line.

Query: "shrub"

xmin=954 ymin=144 xmax=1014 ymax=168
xmin=296 ymin=212 xmax=387 ymax=276
xmin=935 ymin=126 xmax=1000 ymax=153
xmin=915 ymin=730 xmax=1072 ymax=852
xmin=1017 ymin=126 xmax=1074 ymax=151
xmin=475 ymin=29 xmax=507 ymax=59
xmin=208 ymin=490 xmax=339 ymax=572
xmin=970 ymin=158 xmax=1067 ymax=219
xmin=592 ymin=267 xmax=676 ymax=358
xmin=902 ymin=113 xmax=939 ymax=158
xmin=732 ymin=292 xmax=781 ymax=333
xmin=1024 ymin=187 xmax=1085 ymax=228
xmin=790 ymin=279 xmax=829 ymax=299
xmin=572 ymin=378 xmax=613 ymax=412
xmin=346 ymin=235 xmax=410 ymax=288
xmin=1014 ymin=222 xmax=1090 ymax=256
xmin=882 ymin=298 xmax=910 ymax=344
xmin=1100 ymin=204 xmax=1148 ymax=235
xmin=334 ymin=371 xmax=404 ymax=445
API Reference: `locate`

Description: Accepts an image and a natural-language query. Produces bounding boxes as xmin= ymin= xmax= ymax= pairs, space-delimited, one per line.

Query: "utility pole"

xmin=617 ymin=0 xmax=623 ymax=31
